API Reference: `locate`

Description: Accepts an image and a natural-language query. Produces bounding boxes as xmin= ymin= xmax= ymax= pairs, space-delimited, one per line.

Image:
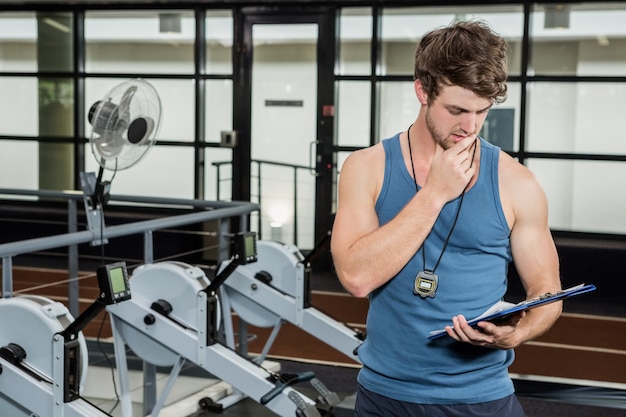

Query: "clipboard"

xmin=428 ymin=283 xmax=596 ymax=340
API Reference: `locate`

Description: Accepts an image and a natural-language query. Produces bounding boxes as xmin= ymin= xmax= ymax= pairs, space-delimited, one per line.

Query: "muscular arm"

xmin=447 ymin=155 xmax=562 ymax=348
xmin=331 ymin=136 xmax=477 ymax=298
xmin=331 ymin=148 xmax=443 ymax=297
xmin=504 ymin=161 xmax=562 ymax=344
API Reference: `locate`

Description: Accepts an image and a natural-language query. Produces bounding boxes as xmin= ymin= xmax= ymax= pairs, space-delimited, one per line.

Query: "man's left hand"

xmin=445 ymin=311 xmax=527 ymax=349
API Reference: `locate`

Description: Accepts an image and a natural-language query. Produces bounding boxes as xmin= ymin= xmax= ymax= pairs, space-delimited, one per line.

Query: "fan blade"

xmin=94 ymin=131 xmax=125 ymax=159
xmin=118 ymin=85 xmax=138 ymax=114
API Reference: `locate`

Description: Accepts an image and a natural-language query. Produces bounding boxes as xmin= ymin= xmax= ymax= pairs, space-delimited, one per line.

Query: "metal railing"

xmin=213 ymin=159 xmax=315 ymax=248
xmin=0 ymin=187 xmax=259 ymax=316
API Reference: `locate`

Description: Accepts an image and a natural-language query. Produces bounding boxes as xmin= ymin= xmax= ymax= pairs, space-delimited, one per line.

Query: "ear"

xmin=414 ymin=79 xmax=428 ymax=106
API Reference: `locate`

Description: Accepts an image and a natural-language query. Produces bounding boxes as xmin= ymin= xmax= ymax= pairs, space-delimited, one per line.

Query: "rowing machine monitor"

xmin=235 ymin=231 xmax=257 ymax=265
xmin=96 ymin=261 xmax=131 ymax=304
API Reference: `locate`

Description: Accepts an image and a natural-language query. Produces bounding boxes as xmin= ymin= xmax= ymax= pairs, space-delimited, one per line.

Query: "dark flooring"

xmin=190 ymin=359 xmax=626 ymax=417
xmin=200 ymin=397 xmax=626 ymax=417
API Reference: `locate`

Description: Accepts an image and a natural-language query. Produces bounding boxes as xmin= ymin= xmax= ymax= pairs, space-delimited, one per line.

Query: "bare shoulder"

xmin=333 ymin=142 xmax=386 ymax=257
xmin=338 ymin=142 xmax=386 ymax=200
xmin=498 ymin=151 xmax=549 ymax=227
xmin=498 ymin=151 xmax=540 ymax=189
xmin=341 ymin=142 xmax=385 ymax=172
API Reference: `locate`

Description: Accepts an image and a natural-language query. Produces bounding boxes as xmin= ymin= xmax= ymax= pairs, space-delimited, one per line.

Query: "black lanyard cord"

xmin=406 ymin=125 xmax=477 ymax=273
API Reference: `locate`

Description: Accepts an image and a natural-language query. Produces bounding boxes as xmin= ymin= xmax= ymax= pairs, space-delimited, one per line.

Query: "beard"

xmin=425 ymin=106 xmax=455 ymax=150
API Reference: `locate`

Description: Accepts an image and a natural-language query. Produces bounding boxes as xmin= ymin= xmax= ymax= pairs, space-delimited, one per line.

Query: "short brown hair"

xmin=414 ymin=20 xmax=508 ymax=105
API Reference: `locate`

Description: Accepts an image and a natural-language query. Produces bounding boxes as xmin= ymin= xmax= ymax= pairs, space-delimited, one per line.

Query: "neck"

xmin=406 ymin=123 xmax=439 ymax=169
xmin=408 ymin=121 xmax=441 ymax=155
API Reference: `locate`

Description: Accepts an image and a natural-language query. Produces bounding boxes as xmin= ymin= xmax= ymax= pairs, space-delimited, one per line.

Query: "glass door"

xmin=235 ymin=8 xmax=335 ymax=263
xmin=251 ymin=23 xmax=318 ymax=248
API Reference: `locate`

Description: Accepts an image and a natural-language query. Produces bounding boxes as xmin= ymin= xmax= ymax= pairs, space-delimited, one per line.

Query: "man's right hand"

xmin=423 ymin=135 xmax=478 ymax=204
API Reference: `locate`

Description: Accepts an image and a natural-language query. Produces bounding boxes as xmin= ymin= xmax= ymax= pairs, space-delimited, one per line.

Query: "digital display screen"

xmin=419 ymin=281 xmax=432 ymax=290
xmin=245 ymin=235 xmax=256 ymax=258
xmin=97 ymin=261 xmax=131 ymax=304
xmin=234 ymin=231 xmax=257 ymax=264
xmin=109 ymin=266 xmax=127 ymax=294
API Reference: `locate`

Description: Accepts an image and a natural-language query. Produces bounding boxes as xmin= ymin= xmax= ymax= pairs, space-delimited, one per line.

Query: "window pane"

xmin=85 ymin=77 xmax=195 ymax=143
xmin=85 ymin=145 xmax=194 ymax=199
xmin=379 ymin=81 xmax=418 ymax=140
xmin=528 ymin=159 xmax=626 ymax=234
xmin=206 ymin=10 xmax=233 ymax=74
xmin=85 ymin=10 xmax=195 ymax=74
xmin=0 ymin=140 xmax=38 ymax=189
xmin=0 ymin=77 xmax=37 ymax=136
xmin=481 ymin=82 xmax=521 ymax=152
xmin=251 ymin=23 xmax=317 ymax=168
xmin=205 ymin=79 xmax=233 ymax=143
xmin=380 ymin=5 xmax=524 ymax=76
xmin=37 ymin=12 xmax=73 ymax=72
xmin=205 ymin=147 xmax=233 ymax=201
xmin=0 ymin=12 xmax=37 ymax=72
xmin=250 ymin=163 xmax=315 ymax=248
xmin=336 ymin=81 xmax=371 ymax=147
xmin=531 ymin=3 xmax=626 ymax=76
xmin=39 ymin=78 xmax=74 ymax=138
xmin=338 ymin=7 xmax=372 ymax=75
xmin=0 ymin=12 xmax=74 ymax=73
xmin=527 ymin=82 xmax=626 ymax=154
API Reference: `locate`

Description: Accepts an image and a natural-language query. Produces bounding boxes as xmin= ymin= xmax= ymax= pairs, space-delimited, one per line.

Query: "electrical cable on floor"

xmin=96 ymin=309 xmax=121 ymax=414
xmin=94 ymin=182 xmax=122 ymax=414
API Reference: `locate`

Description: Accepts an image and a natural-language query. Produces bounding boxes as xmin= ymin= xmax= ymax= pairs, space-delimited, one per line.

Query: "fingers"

xmin=454 ymin=134 xmax=478 ymax=152
xmin=450 ymin=141 xmax=478 ymax=185
xmin=451 ymin=135 xmax=478 ymax=170
xmin=425 ymin=135 xmax=479 ymax=203
xmin=435 ymin=134 xmax=476 ymax=160
xmin=445 ymin=313 xmax=523 ymax=349
xmin=446 ymin=315 xmax=495 ymax=346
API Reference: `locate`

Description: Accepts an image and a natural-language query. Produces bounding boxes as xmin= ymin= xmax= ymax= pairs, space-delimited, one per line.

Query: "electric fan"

xmin=80 ymin=78 xmax=162 ymax=243
xmin=88 ymin=78 xmax=161 ymax=172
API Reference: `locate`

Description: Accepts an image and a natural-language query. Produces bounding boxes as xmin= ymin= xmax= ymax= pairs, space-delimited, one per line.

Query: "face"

xmin=422 ymin=84 xmax=492 ymax=150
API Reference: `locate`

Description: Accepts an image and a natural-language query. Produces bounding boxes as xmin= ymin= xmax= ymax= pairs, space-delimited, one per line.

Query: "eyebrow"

xmin=447 ymin=104 xmax=493 ymax=114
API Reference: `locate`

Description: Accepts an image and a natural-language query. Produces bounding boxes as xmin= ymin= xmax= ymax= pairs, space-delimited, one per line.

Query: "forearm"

xmin=490 ymin=288 xmax=563 ymax=350
xmin=517 ymin=297 xmax=562 ymax=344
xmin=332 ymin=189 xmax=444 ymax=297
xmin=450 ymin=276 xmax=563 ymax=349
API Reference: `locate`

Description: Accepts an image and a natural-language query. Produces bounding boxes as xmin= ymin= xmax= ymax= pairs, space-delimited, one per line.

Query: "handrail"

xmin=0 ymin=187 xmax=254 ymax=209
xmin=0 ymin=187 xmax=260 ymax=317
xmin=0 ymin=202 xmax=258 ymax=258
xmin=212 ymin=159 xmax=314 ymax=246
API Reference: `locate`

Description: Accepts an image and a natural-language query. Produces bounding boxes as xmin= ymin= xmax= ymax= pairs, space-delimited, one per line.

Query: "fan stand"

xmin=79 ymin=166 xmax=110 ymax=246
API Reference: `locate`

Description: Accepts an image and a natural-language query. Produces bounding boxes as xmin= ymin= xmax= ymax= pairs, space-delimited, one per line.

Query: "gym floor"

xmin=81 ymin=355 xmax=626 ymax=417
xmin=7 ymin=259 xmax=626 ymax=417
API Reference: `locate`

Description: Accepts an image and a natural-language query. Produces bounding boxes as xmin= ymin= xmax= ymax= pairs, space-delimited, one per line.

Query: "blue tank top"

xmin=357 ymin=133 xmax=515 ymax=404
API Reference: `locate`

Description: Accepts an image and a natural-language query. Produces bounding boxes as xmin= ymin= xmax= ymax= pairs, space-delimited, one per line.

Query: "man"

xmin=330 ymin=20 xmax=562 ymax=417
